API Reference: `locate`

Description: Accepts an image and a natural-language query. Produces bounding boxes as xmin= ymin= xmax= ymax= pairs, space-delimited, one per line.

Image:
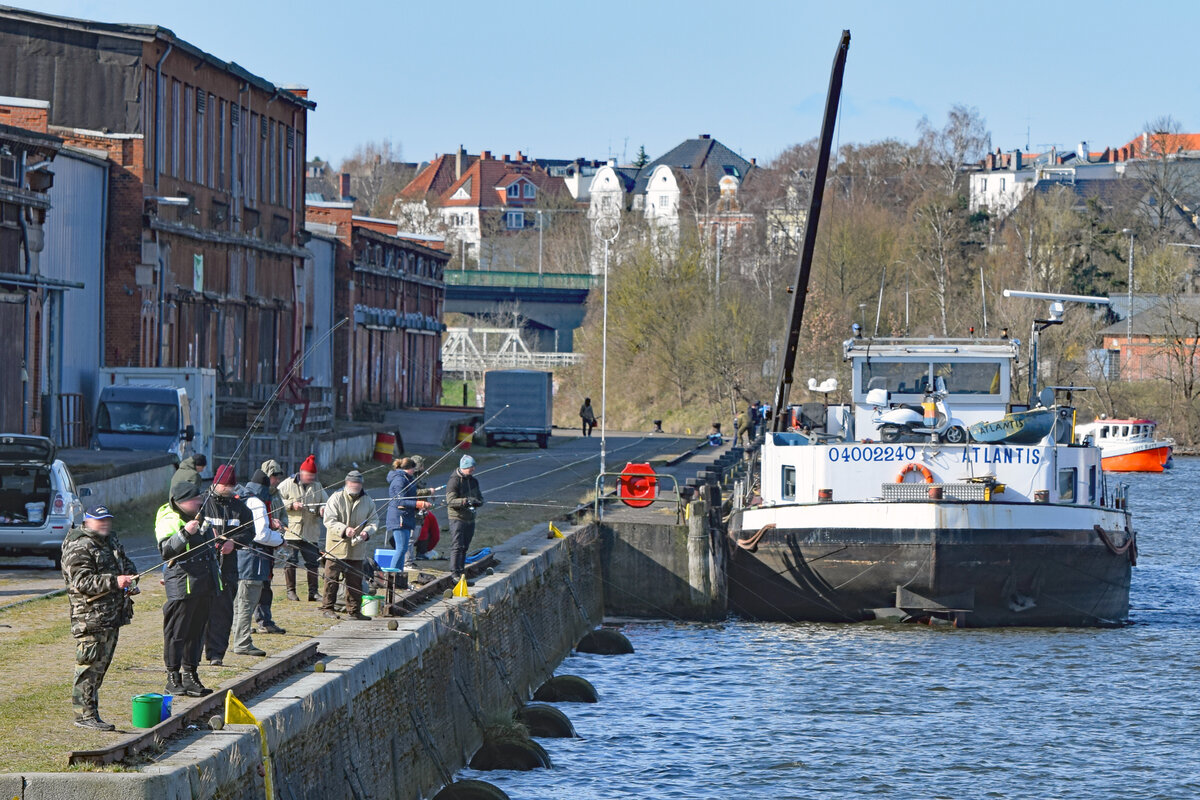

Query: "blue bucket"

xmin=161 ymin=693 xmax=173 ymax=721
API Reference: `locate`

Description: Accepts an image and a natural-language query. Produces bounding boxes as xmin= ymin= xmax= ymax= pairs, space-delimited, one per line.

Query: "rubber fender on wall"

xmin=533 ymin=674 xmax=599 ymax=703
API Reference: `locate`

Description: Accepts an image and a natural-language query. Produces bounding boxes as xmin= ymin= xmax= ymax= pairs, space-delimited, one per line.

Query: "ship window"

xmin=862 ymin=361 xmax=930 ymax=395
xmin=1058 ymin=468 xmax=1077 ymax=503
xmin=781 ymin=465 xmax=796 ymax=500
xmin=1121 ymin=426 xmax=1129 ymax=437
xmin=1087 ymin=465 xmax=1097 ymax=504
xmin=1099 ymin=426 xmax=1108 ymax=438
xmin=932 ymin=362 xmax=1002 ymax=394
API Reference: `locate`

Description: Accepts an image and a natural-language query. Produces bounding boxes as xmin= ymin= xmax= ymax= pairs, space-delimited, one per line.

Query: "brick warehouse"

xmin=0 ymin=7 xmax=315 ymax=388
xmin=307 ymin=198 xmax=449 ymax=416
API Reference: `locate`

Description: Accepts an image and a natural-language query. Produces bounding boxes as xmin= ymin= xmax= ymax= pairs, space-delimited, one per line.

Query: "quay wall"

xmin=4 ymin=522 xmax=603 ymax=800
xmin=75 ymin=456 xmax=177 ymax=508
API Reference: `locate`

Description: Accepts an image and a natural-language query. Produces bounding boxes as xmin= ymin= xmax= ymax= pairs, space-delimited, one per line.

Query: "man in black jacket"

xmin=155 ymin=482 xmax=219 ymax=697
xmin=445 ymin=454 xmax=484 ymax=580
xmin=200 ymin=464 xmax=255 ymax=666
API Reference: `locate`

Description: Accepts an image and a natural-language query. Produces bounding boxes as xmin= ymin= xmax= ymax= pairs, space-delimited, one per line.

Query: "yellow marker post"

xmin=226 ymin=690 xmax=273 ymax=799
xmin=453 ymin=574 xmax=471 ymax=597
xmin=549 ymin=522 xmax=565 ymax=538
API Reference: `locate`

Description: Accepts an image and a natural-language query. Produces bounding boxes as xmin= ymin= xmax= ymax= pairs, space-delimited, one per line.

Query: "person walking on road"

xmin=229 ymin=479 xmax=282 ymax=657
xmin=321 ymin=470 xmax=376 ymax=620
xmin=61 ymin=504 xmax=138 ymax=731
xmin=278 ymin=455 xmax=327 ymax=602
xmin=387 ymin=458 xmax=432 ymax=569
xmin=579 ymin=398 xmax=597 ymax=437
xmin=155 ymin=482 xmax=219 ymax=698
xmin=445 ymin=454 xmax=485 ymax=580
xmin=249 ymin=460 xmax=287 ymax=634
xmin=200 ymin=465 xmax=255 ymax=666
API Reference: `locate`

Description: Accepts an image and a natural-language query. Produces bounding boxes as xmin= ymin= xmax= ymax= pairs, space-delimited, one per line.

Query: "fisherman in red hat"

xmin=277 ymin=455 xmax=328 ymax=602
xmin=200 ymin=464 xmax=255 ymax=666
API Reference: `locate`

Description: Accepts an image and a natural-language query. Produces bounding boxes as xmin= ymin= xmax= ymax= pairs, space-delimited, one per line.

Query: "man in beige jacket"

xmin=320 ymin=470 xmax=377 ymax=620
xmin=277 ymin=454 xmax=327 ymax=602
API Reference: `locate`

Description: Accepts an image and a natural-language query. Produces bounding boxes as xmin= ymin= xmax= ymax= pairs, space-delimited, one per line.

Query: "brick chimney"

xmin=481 ymin=150 xmax=491 ymax=161
xmin=699 ymin=133 xmax=711 ymax=139
xmin=502 ymin=154 xmax=510 ymax=162
xmin=1013 ymin=149 xmax=1022 ymax=171
xmin=516 ymin=151 xmax=525 ymax=162
xmin=986 ymin=152 xmax=995 ymax=170
xmin=339 ymin=172 xmax=351 ymax=200
xmin=455 ymin=144 xmax=465 ymax=179
xmin=284 ymin=85 xmax=310 ymax=99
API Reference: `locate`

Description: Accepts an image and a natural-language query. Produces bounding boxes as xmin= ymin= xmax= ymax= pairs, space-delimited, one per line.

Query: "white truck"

xmin=93 ymin=368 xmax=217 ymax=478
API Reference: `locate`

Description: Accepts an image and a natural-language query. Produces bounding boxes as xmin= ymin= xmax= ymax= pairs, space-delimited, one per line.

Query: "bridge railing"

xmin=444 ymin=270 xmax=598 ymax=290
xmin=442 ymin=351 xmax=584 ymax=372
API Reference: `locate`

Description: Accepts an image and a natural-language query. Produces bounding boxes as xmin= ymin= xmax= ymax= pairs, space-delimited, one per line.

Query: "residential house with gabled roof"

xmin=586 ymin=134 xmax=755 ymax=268
xmin=396 ymin=147 xmax=569 ymax=270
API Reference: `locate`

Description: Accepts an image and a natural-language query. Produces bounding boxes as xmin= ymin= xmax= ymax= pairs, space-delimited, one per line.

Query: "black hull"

xmin=728 ymin=526 xmax=1132 ymax=627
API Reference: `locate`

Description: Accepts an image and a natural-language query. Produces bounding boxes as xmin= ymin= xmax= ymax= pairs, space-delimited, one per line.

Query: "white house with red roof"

xmin=396 ymin=147 xmax=569 ymax=269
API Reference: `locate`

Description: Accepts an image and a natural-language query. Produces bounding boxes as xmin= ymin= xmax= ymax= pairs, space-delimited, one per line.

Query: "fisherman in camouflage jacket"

xmin=61 ymin=504 xmax=139 ymax=731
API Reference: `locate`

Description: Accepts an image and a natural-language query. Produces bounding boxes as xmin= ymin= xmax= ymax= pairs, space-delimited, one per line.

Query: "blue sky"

xmin=28 ymin=0 xmax=1200 ymax=167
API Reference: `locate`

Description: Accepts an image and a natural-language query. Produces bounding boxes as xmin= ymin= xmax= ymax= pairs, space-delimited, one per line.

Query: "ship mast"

xmin=771 ymin=30 xmax=851 ymax=431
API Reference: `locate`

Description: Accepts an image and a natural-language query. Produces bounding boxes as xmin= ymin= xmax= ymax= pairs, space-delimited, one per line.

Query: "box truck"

xmin=483 ymin=369 xmax=553 ymax=448
xmin=94 ymin=368 xmax=217 ymax=477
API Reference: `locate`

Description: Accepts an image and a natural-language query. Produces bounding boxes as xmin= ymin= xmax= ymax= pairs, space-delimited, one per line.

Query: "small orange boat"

xmin=1075 ymin=419 xmax=1174 ymax=473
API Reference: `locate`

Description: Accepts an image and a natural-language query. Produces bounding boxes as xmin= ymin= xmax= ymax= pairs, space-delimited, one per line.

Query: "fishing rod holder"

xmin=592 ymin=470 xmax=683 ymax=521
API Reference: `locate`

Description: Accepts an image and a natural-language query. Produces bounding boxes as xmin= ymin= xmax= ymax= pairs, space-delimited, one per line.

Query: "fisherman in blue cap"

xmin=61 ymin=504 xmax=139 ymax=730
xmin=444 ymin=454 xmax=485 ymax=580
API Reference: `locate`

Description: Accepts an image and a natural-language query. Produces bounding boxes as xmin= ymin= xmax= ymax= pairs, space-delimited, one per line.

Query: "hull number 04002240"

xmin=827 ymin=445 xmax=918 ymax=463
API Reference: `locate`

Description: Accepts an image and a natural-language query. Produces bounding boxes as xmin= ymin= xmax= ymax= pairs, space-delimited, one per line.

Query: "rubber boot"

xmin=284 ymin=566 xmax=300 ymax=602
xmin=307 ymin=571 xmax=319 ymax=602
xmin=181 ymin=668 xmax=212 ymax=697
xmin=165 ymin=670 xmax=185 ymax=696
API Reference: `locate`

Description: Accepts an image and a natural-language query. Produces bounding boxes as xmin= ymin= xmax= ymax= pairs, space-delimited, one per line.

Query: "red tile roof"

xmin=398 ymin=152 xmax=477 ymax=200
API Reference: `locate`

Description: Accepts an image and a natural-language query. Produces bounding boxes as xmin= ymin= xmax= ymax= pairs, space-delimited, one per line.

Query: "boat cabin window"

xmin=863 ymin=361 xmax=932 ymax=395
xmin=781 ymin=466 xmax=796 ymax=501
xmin=1087 ymin=465 xmax=1097 ymax=504
xmin=1121 ymin=426 xmax=1129 ymax=437
xmin=860 ymin=359 xmax=1003 ymax=398
xmin=1058 ymin=467 xmax=1077 ymax=503
xmin=1098 ymin=426 xmax=1108 ymax=438
xmin=933 ymin=362 xmax=1001 ymax=395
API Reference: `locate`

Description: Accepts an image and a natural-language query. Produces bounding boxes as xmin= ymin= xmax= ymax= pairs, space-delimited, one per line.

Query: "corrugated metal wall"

xmin=304 ymin=236 xmax=334 ymax=388
xmin=40 ymin=150 xmax=108 ymax=404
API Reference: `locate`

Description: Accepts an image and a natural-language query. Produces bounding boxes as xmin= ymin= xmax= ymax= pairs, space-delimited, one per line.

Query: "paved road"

xmin=0 ymin=428 xmax=699 ymax=607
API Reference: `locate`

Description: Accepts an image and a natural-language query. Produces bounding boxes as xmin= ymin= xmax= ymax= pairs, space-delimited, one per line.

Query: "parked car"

xmin=0 ymin=434 xmax=88 ymax=568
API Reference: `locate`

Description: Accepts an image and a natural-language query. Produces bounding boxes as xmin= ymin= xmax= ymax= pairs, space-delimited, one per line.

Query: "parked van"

xmin=0 ymin=434 xmax=88 ymax=567
xmin=94 ymin=385 xmax=195 ymax=462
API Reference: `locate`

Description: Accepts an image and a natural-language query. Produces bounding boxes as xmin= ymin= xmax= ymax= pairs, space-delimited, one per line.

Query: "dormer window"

xmin=506 ymin=183 xmax=520 ymax=199
xmin=524 ymin=182 xmax=536 ymax=199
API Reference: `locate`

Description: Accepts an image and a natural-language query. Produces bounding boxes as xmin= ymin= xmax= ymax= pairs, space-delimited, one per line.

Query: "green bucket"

xmin=131 ymin=693 xmax=163 ymax=729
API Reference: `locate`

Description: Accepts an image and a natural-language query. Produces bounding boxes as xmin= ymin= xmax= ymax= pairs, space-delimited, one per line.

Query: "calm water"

xmin=463 ymin=459 xmax=1200 ymax=799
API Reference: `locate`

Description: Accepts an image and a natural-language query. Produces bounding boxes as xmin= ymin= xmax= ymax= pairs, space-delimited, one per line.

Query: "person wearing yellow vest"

xmin=155 ymin=481 xmax=221 ymax=698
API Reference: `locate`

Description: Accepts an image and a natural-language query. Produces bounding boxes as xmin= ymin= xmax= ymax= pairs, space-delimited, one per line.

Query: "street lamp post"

xmin=536 ymin=209 xmax=543 ymax=279
xmin=1121 ymin=228 xmax=1135 ymax=351
xmin=594 ymin=214 xmax=620 ymax=503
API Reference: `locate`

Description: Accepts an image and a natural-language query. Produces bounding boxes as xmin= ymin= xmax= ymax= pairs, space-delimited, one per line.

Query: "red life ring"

xmin=896 ymin=462 xmax=934 ymax=484
xmin=618 ymin=462 xmax=658 ymax=508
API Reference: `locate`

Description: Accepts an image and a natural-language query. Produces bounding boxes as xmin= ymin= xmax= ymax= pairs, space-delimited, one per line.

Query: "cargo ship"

xmin=731 ymin=31 xmax=1134 ymax=627
xmin=1075 ymin=418 xmax=1173 ymax=472
xmin=729 ymin=332 xmax=1136 ymax=627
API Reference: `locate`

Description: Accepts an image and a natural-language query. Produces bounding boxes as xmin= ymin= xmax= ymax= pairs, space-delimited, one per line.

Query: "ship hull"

xmin=731 ymin=503 xmax=1133 ymax=627
xmin=1100 ymin=443 xmax=1172 ymax=473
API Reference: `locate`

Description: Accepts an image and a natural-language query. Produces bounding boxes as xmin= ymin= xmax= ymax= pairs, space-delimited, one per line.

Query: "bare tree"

xmin=1126 ymin=115 xmax=1200 ymax=246
xmin=917 ymin=104 xmax=992 ymax=197
xmin=338 ymin=139 xmax=416 ymax=217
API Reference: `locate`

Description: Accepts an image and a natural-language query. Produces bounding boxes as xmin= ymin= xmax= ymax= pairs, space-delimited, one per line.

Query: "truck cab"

xmin=94 ymin=385 xmax=195 ymax=462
